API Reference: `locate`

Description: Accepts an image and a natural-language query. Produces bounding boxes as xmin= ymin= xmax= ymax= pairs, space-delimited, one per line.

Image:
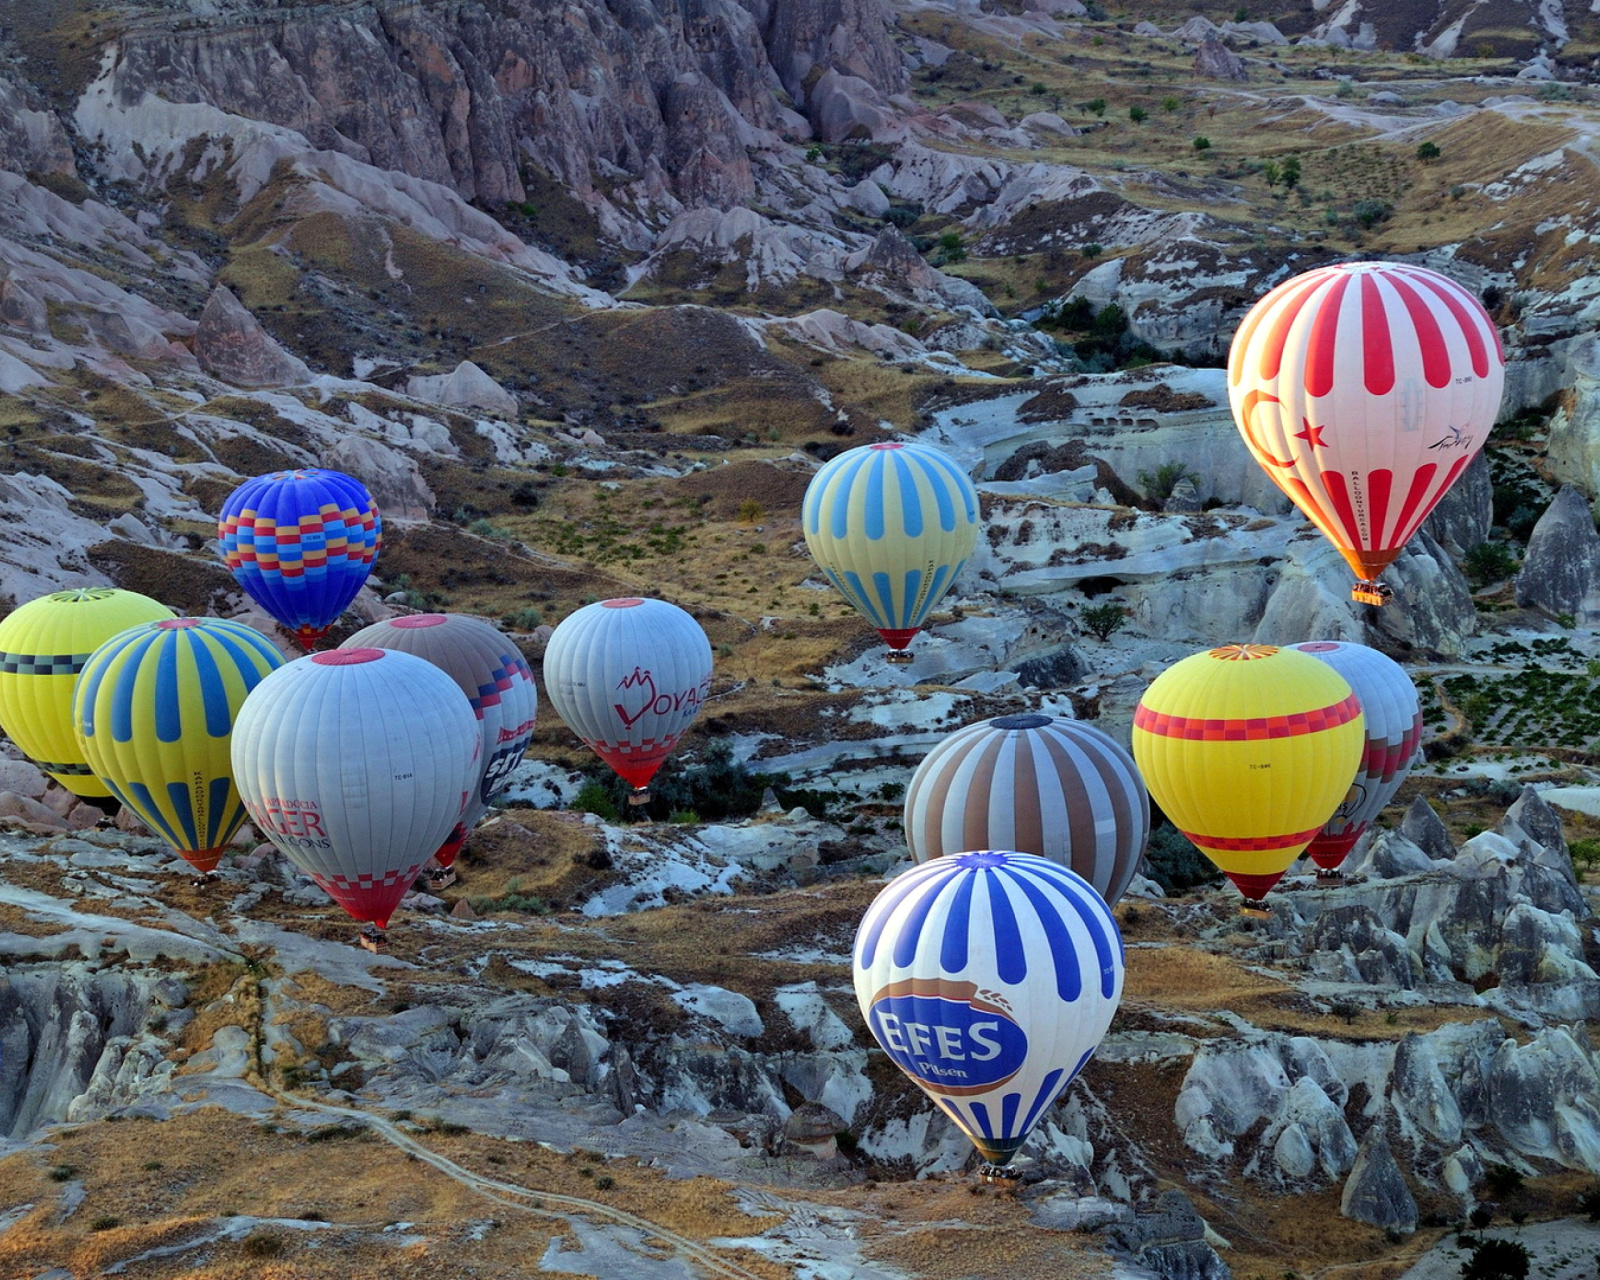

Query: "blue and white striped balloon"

xmin=853 ymin=850 xmax=1124 ymax=1167
xmin=802 ymin=441 xmax=979 ymax=652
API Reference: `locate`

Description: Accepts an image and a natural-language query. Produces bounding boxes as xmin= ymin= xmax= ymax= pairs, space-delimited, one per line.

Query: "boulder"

xmin=193 ymin=286 xmax=312 ymax=387
xmin=1514 ymin=486 xmax=1600 ymax=624
xmin=845 ymin=178 xmax=890 ymax=219
xmin=1339 ymin=1121 xmax=1417 ymax=1232
xmin=671 ymin=984 xmax=764 ymax=1039
xmin=1193 ymin=38 xmax=1248 ymax=80
xmin=405 ymin=361 xmax=518 ymax=417
xmin=1399 ymin=796 xmax=1454 ymax=861
xmin=1345 ymin=830 xmax=1434 ymax=880
xmin=809 ymin=69 xmax=897 ymax=143
xmin=0 ymin=271 xmax=49 ymax=335
xmin=1020 ymin=112 xmax=1077 ymax=139
xmin=0 ymin=757 xmax=48 ymax=800
xmin=320 ymin=436 xmax=436 ymax=522
xmin=784 ymin=1101 xmax=846 ymax=1156
xmin=0 ymin=790 xmax=66 ymax=829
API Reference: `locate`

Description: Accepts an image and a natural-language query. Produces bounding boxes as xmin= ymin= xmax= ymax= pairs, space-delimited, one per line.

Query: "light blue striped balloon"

xmin=853 ymin=850 xmax=1124 ymax=1166
xmin=802 ymin=441 xmax=980 ymax=647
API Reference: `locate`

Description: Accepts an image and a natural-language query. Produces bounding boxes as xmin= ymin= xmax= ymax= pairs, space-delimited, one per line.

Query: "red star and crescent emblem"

xmin=1293 ymin=419 xmax=1328 ymax=448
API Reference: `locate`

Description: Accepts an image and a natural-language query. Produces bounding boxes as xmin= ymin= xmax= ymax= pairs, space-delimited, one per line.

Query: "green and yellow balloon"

xmin=0 ymin=588 xmax=174 ymax=796
xmin=74 ymin=617 xmax=285 ymax=872
xmin=802 ymin=441 xmax=979 ymax=661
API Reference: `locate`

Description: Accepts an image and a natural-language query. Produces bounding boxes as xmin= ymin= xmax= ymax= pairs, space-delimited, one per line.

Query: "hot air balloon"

xmin=802 ymin=440 xmax=979 ymax=663
xmin=1132 ymin=643 xmax=1364 ymax=911
xmin=218 ymin=469 xmax=381 ymax=650
xmin=343 ymin=613 xmax=537 ymax=874
xmin=904 ymin=714 xmax=1150 ymax=907
xmin=853 ymin=850 xmax=1123 ymax=1175
xmin=73 ymin=617 xmax=285 ymax=874
xmin=1228 ymin=262 xmax=1503 ymax=605
xmin=0 ymin=588 xmax=174 ymax=798
xmin=231 ymin=647 xmax=479 ymax=949
xmin=1290 ymin=641 xmax=1422 ymax=878
xmin=542 ymin=598 xmax=711 ymax=805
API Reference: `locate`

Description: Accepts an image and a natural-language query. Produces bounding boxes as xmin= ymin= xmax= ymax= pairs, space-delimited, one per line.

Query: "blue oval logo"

xmin=868 ymin=979 xmax=1028 ymax=1096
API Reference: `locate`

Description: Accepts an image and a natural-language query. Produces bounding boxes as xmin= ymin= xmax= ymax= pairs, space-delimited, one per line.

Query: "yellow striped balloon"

xmin=802 ymin=441 xmax=979 ymax=653
xmin=1131 ymin=644 xmax=1364 ymax=905
xmin=73 ymin=618 xmax=285 ymax=871
xmin=0 ymin=588 xmax=174 ymax=796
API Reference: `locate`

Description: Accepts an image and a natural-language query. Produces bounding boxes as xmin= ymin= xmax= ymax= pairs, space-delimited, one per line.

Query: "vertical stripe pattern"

xmin=230 ymin=647 xmax=480 ymax=927
xmin=218 ymin=469 xmax=382 ymax=649
xmin=802 ymin=441 xmax=980 ymax=649
xmin=853 ymin=851 xmax=1124 ymax=1166
xmin=904 ymin=714 xmax=1150 ymax=907
xmin=343 ymin=613 xmax=538 ymax=864
xmin=1290 ymin=642 xmax=1423 ymax=870
xmin=0 ymin=588 xmax=174 ymax=798
xmin=542 ymin=598 xmax=713 ymax=790
xmin=74 ymin=617 xmax=285 ymax=872
xmin=1227 ymin=262 xmax=1503 ymax=586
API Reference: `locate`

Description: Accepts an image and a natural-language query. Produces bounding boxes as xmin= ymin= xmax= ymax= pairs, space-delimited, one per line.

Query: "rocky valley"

xmin=1 ymin=0 xmax=1600 ymax=1277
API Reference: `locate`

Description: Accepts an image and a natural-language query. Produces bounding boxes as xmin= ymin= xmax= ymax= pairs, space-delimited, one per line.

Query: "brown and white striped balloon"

xmin=903 ymin=713 xmax=1150 ymax=906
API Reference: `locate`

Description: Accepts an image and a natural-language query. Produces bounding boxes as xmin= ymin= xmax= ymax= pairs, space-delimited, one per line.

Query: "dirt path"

xmin=277 ymin=1091 xmax=776 ymax=1280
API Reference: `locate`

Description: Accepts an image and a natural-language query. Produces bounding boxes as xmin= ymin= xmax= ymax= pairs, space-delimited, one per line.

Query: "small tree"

xmin=1137 ymin=460 xmax=1200 ymax=503
xmin=1081 ymin=243 xmax=1103 ymax=259
xmin=1463 ymin=541 xmax=1518 ymax=588
xmin=1081 ymin=602 xmax=1128 ymax=642
xmin=1262 ymin=160 xmax=1281 ymax=187
xmin=1129 ymin=105 xmax=1147 ymax=124
xmin=1417 ymin=140 xmax=1442 ymax=161
xmin=1162 ymin=95 xmax=1180 ymax=112
xmin=1030 ymin=81 xmax=1048 ymax=96
xmin=1353 ymin=198 xmax=1393 ymax=229
xmin=1193 ymin=135 xmax=1211 ymax=152
xmin=1281 ymin=155 xmax=1302 ymax=188
xmin=1084 ymin=98 xmax=1107 ymax=117
xmin=936 ymin=230 xmax=966 ymax=263
xmin=737 ymin=498 xmax=766 ymax=524
xmin=1461 ymin=1238 xmax=1530 ymax=1280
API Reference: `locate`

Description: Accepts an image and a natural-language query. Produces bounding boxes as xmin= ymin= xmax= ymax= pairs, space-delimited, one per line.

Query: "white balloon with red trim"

xmin=230 ymin=646 xmax=480 ymax=937
xmin=541 ymin=597 xmax=713 ymax=802
xmin=1290 ymin=641 xmax=1422 ymax=876
xmin=1227 ymin=261 xmax=1504 ymax=604
xmin=343 ymin=613 xmax=537 ymax=868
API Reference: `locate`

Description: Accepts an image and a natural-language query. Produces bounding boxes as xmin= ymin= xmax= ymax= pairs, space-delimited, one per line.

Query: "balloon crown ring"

xmin=1207 ymin=644 xmax=1278 ymax=661
xmin=312 ymin=648 xmax=387 ymax=666
xmin=391 ymin=614 xmax=449 ymax=628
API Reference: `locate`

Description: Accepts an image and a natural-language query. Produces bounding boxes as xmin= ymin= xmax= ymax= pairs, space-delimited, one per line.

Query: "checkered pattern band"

xmin=593 ymin=734 xmax=678 ymax=757
xmin=471 ymin=654 xmax=535 ymax=716
xmin=1 ymin=652 xmax=92 ymax=675
xmin=1183 ymin=826 xmax=1322 ymax=852
xmin=310 ymin=861 xmax=426 ymax=893
xmin=1134 ymin=692 xmax=1361 ymax=741
xmin=31 ymin=758 xmax=95 ymax=776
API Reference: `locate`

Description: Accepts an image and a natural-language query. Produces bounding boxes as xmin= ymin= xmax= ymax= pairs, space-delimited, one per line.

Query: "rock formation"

xmin=193 ymin=286 xmax=313 ymax=387
xmin=1514 ymin=485 xmax=1600 ymax=623
xmin=1193 ymin=38 xmax=1248 ymax=81
xmin=406 ymin=361 xmax=518 ymax=417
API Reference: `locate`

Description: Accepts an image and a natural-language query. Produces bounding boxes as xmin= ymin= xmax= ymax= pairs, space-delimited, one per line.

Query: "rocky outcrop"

xmin=1193 ymin=38 xmax=1248 ymax=80
xmin=77 ymin=0 xmax=902 ymax=219
xmin=406 ymin=361 xmax=517 ymax=417
xmin=194 ymin=286 xmax=313 ymax=387
xmin=1422 ymin=452 xmax=1493 ymax=557
xmin=1340 ymin=1121 xmax=1417 ymax=1232
xmin=1514 ymin=486 xmax=1600 ymax=624
xmin=320 ymin=437 xmax=436 ymax=523
xmin=0 ymin=76 xmax=75 ymax=178
xmin=1106 ymin=1190 xmax=1232 ymax=1280
xmin=844 ymin=226 xmax=995 ymax=315
xmin=1399 ymin=796 xmax=1455 ymax=862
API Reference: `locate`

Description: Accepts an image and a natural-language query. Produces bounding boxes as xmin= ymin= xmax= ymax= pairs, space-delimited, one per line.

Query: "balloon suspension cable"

xmin=884 ymin=649 xmax=915 ymax=666
xmin=1351 ymin=580 xmax=1392 ymax=607
xmin=358 ymin=924 xmax=388 ymax=954
xmin=627 ymin=787 xmax=651 ymax=807
xmin=977 ymin=1163 xmax=1021 ymax=1186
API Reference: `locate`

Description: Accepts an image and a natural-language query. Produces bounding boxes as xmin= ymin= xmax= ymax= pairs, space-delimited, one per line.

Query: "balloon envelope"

xmin=1290 ymin=641 xmax=1422 ymax=871
xmin=218 ymin=469 xmax=381 ymax=650
xmin=1228 ymin=262 xmax=1503 ymax=596
xmin=230 ymin=647 xmax=479 ymax=927
xmin=74 ymin=617 xmax=285 ymax=871
xmin=905 ymin=714 xmax=1149 ymax=907
xmin=802 ymin=441 xmax=979 ymax=650
xmin=343 ymin=613 xmax=537 ymax=867
xmin=542 ymin=598 xmax=711 ymax=791
xmin=853 ymin=850 xmax=1123 ymax=1167
xmin=0 ymin=588 xmax=174 ymax=796
xmin=1132 ymin=644 xmax=1364 ymax=901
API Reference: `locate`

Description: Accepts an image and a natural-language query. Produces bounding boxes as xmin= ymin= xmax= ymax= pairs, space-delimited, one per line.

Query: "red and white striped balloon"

xmin=1228 ymin=262 xmax=1503 ymax=600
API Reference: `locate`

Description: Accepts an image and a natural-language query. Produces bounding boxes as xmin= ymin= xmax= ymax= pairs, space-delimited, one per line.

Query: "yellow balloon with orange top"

xmin=1131 ymin=643 xmax=1364 ymax=906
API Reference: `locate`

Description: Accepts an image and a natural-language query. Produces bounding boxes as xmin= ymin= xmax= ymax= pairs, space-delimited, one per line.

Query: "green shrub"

xmin=572 ymin=781 xmax=620 ymax=821
xmin=1129 ymin=106 xmax=1147 ymax=124
xmin=48 ymin=1165 xmax=77 ymax=1182
xmin=1081 ymin=602 xmax=1128 ymax=643
xmin=243 ymin=1234 xmax=283 ymax=1258
xmin=1084 ymin=98 xmax=1106 ymax=116
xmin=1137 ymin=461 xmax=1200 ymax=503
xmin=1461 ymin=1237 xmax=1530 ymax=1280
xmin=500 ymin=606 xmax=542 ymax=631
xmin=1463 ymin=541 xmax=1518 ymax=588
xmin=1142 ymin=822 xmax=1222 ymax=893
xmin=1193 ymin=135 xmax=1211 ymax=152
xmin=1353 ymin=198 xmax=1393 ymax=229
xmin=1484 ymin=1164 xmax=1524 ymax=1198
xmin=90 ymin=1216 xmax=121 ymax=1231
xmin=1417 ymin=141 xmax=1441 ymax=161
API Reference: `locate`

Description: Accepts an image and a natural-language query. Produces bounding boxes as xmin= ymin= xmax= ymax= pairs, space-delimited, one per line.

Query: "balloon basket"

xmin=884 ymin=650 xmax=914 ymax=665
xmin=1314 ymin=868 xmax=1346 ymax=886
xmin=1239 ymin=900 xmax=1272 ymax=919
xmin=421 ymin=867 xmax=457 ymax=892
xmin=188 ymin=873 xmax=216 ymax=889
xmin=627 ymin=788 xmax=651 ymax=807
xmin=1351 ymin=581 xmax=1391 ymax=607
xmin=358 ymin=924 xmax=388 ymax=954
xmin=977 ymin=1162 xmax=1021 ymax=1187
